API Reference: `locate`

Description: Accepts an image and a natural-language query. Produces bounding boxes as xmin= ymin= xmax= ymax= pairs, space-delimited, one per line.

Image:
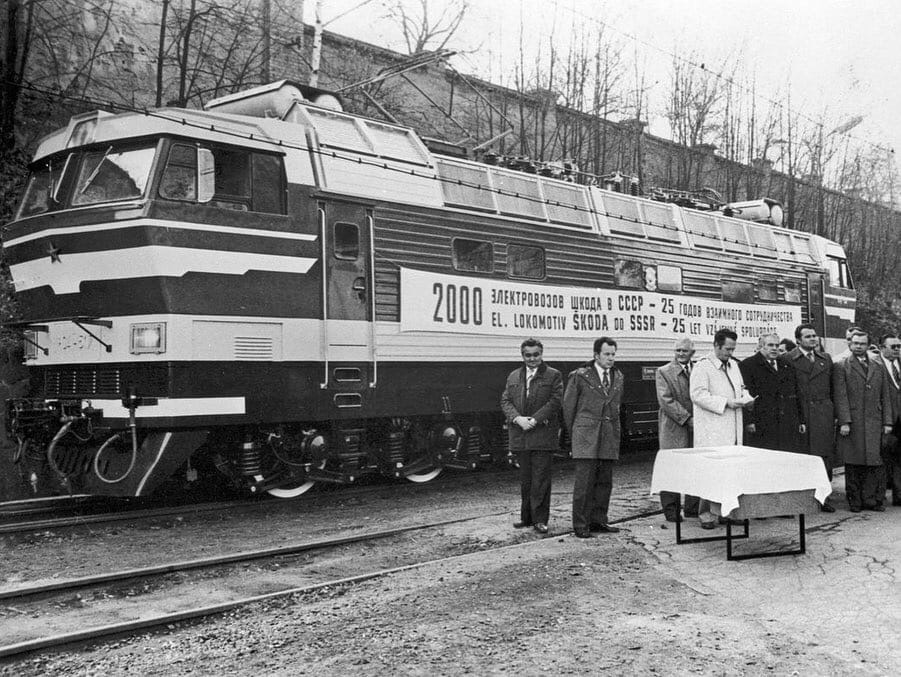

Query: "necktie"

xmin=892 ymin=360 xmax=900 ymax=387
xmin=859 ymin=357 xmax=868 ymax=373
xmin=769 ymin=359 xmax=777 ymax=371
xmin=682 ymin=365 xmax=690 ymax=379
xmin=602 ymin=370 xmax=610 ymax=389
xmin=526 ymin=369 xmax=535 ymax=395
xmin=808 ymin=352 xmax=815 ymax=363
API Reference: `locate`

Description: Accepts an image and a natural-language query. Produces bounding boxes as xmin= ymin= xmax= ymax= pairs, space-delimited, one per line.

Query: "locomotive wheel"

xmin=404 ymin=465 xmax=443 ymax=483
xmin=253 ymin=460 xmax=326 ymax=498
xmin=255 ymin=474 xmax=316 ymax=498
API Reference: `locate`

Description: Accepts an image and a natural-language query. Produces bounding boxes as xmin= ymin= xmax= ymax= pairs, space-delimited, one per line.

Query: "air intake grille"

xmin=234 ymin=336 xmax=274 ymax=360
xmin=42 ymin=365 xmax=169 ymax=397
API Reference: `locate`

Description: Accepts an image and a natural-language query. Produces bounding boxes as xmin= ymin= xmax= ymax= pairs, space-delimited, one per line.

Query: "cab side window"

xmin=160 ymin=142 xmax=285 ymax=214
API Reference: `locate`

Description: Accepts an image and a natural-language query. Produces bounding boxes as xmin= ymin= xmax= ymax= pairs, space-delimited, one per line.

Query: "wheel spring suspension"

xmin=239 ymin=438 xmax=262 ymax=476
xmin=337 ymin=429 xmax=365 ymax=471
xmin=466 ymin=427 xmax=481 ymax=455
xmin=385 ymin=430 xmax=406 ymax=465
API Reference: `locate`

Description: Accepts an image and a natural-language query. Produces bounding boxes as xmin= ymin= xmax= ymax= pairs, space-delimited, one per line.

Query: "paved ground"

xmin=2 ymin=458 xmax=898 ymax=675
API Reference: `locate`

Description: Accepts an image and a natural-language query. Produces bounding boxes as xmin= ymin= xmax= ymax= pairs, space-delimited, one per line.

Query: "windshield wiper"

xmin=78 ymin=145 xmax=113 ymax=195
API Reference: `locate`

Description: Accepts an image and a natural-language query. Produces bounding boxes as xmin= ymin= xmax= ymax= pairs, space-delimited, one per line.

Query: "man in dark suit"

xmin=740 ymin=333 xmax=805 ymax=452
xmin=563 ymin=336 xmax=623 ymax=538
xmin=655 ymin=337 xmax=699 ymax=522
xmin=833 ymin=329 xmax=894 ymax=511
xmin=785 ymin=324 xmax=837 ymax=512
xmin=873 ymin=333 xmax=901 ymax=505
xmin=501 ymin=337 xmax=563 ymax=534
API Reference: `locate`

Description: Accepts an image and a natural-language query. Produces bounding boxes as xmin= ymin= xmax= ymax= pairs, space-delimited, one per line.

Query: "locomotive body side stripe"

xmin=89 ymin=397 xmax=246 ymax=419
xmin=3 ymin=218 xmax=318 ymax=248
xmin=10 ymin=246 xmax=317 ymax=294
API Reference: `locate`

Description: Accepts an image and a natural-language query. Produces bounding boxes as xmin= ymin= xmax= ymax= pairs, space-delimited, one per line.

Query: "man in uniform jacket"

xmin=501 ymin=338 xmax=563 ymax=534
xmin=563 ymin=336 xmax=623 ymax=538
xmin=833 ymin=329 xmax=894 ymax=511
xmin=655 ymin=337 xmax=699 ymax=522
xmin=739 ymin=333 xmax=805 ymax=452
xmin=690 ymin=328 xmax=752 ymax=528
xmin=873 ymin=333 xmax=901 ymax=505
xmin=785 ymin=323 xmax=838 ymax=511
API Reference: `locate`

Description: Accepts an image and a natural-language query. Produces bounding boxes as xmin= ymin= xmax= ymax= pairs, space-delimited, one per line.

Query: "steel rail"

xmin=0 ymin=506 xmax=663 ymax=659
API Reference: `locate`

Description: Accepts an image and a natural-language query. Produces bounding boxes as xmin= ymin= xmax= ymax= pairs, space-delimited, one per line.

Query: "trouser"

xmin=845 ymin=463 xmax=886 ymax=509
xmin=517 ymin=449 xmax=553 ymax=525
xmin=698 ymin=498 xmax=718 ymax=525
xmin=882 ymin=425 xmax=901 ymax=504
xmin=660 ymin=491 xmax=700 ymax=517
xmin=572 ymin=458 xmax=614 ymax=531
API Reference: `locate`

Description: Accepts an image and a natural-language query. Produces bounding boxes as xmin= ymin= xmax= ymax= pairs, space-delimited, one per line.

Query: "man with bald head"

xmin=739 ymin=333 xmax=805 ymax=452
xmin=655 ymin=337 xmax=699 ymax=522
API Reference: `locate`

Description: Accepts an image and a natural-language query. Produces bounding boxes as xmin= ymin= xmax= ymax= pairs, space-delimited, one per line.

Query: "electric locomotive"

xmin=2 ymin=81 xmax=855 ymax=498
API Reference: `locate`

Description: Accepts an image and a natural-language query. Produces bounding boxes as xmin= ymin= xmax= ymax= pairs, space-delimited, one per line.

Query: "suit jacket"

xmin=872 ymin=353 xmax=901 ymax=425
xmin=739 ymin=351 xmax=803 ymax=452
xmin=655 ymin=360 xmax=693 ymax=449
xmin=785 ymin=347 xmax=835 ymax=458
xmin=563 ymin=363 xmax=623 ymax=460
xmin=833 ymin=355 xmax=893 ymax=465
xmin=690 ymin=353 xmax=744 ymax=447
xmin=500 ymin=362 xmax=563 ymax=451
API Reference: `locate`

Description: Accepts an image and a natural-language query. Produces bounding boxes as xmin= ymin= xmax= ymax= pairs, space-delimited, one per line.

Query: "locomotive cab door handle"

xmin=352 ymin=276 xmax=366 ymax=301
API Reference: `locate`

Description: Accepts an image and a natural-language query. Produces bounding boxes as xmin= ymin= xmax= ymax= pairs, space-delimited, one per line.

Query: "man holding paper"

xmin=689 ymin=328 xmax=755 ymax=529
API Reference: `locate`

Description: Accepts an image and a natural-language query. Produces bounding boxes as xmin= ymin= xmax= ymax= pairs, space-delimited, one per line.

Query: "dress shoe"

xmin=594 ymin=524 xmax=620 ymax=534
xmin=700 ymin=521 xmax=716 ymax=530
xmin=820 ymin=503 xmax=836 ymax=513
xmin=849 ymin=506 xmax=862 ymax=513
xmin=533 ymin=523 xmax=548 ymax=534
xmin=513 ymin=521 xmax=532 ymax=529
xmin=573 ymin=529 xmax=592 ymax=538
xmin=870 ymin=505 xmax=886 ymax=512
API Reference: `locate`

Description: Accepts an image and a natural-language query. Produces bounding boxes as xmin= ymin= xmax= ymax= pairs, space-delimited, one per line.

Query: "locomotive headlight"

xmin=130 ymin=322 xmax=167 ymax=354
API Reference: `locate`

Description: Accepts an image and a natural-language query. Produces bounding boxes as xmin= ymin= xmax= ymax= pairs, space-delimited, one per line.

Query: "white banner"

xmin=400 ymin=268 xmax=802 ymax=343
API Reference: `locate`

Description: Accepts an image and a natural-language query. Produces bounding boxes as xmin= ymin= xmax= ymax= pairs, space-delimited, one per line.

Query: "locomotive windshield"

xmin=16 ymin=143 xmax=157 ymax=218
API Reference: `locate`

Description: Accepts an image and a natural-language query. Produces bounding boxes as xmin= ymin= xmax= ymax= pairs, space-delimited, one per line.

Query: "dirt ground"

xmin=1 ymin=460 xmax=898 ymax=676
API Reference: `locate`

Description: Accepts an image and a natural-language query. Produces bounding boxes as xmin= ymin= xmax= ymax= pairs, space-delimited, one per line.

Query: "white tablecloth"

xmin=649 ymin=445 xmax=832 ymax=515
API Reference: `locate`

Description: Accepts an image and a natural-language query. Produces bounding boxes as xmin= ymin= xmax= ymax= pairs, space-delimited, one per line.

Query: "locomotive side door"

xmin=319 ymin=200 xmax=376 ymax=392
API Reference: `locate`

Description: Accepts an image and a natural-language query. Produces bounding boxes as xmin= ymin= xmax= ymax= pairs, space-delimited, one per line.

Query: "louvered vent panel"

xmin=234 ymin=336 xmax=274 ymax=360
xmin=44 ymin=368 xmax=122 ymax=397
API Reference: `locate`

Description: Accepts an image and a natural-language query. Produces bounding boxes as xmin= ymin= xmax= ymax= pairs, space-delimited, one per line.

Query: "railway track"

xmin=0 ymin=502 xmax=663 ymax=660
xmin=0 ymin=465 xmax=525 ymax=535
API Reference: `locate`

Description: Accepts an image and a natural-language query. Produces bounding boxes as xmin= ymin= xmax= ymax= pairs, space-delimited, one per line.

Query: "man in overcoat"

xmin=501 ymin=337 xmax=564 ymax=534
xmin=655 ymin=337 xmax=699 ymax=522
xmin=563 ymin=336 xmax=623 ymax=538
xmin=690 ymin=328 xmax=752 ymax=528
xmin=873 ymin=333 xmax=901 ymax=505
xmin=785 ymin=323 xmax=837 ymax=511
xmin=833 ymin=330 xmax=894 ymax=511
xmin=739 ymin=333 xmax=805 ymax=452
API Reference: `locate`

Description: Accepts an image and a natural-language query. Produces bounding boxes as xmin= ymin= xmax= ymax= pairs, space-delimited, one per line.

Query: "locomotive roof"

xmin=31 ymin=100 xmax=846 ymax=268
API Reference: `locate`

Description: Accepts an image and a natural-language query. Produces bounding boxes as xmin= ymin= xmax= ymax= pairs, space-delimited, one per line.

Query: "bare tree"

xmin=384 ymin=0 xmax=468 ymax=55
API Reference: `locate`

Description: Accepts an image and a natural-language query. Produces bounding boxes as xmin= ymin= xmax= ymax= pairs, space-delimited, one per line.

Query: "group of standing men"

xmin=501 ymin=323 xmax=901 ymax=537
xmin=501 ymin=337 xmax=623 ymax=537
xmin=656 ymin=325 xmax=901 ymax=524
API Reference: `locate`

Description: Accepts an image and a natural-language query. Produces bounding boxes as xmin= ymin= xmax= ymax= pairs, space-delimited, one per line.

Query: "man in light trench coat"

xmin=655 ymin=337 xmax=699 ymax=522
xmin=689 ymin=328 xmax=753 ymax=529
